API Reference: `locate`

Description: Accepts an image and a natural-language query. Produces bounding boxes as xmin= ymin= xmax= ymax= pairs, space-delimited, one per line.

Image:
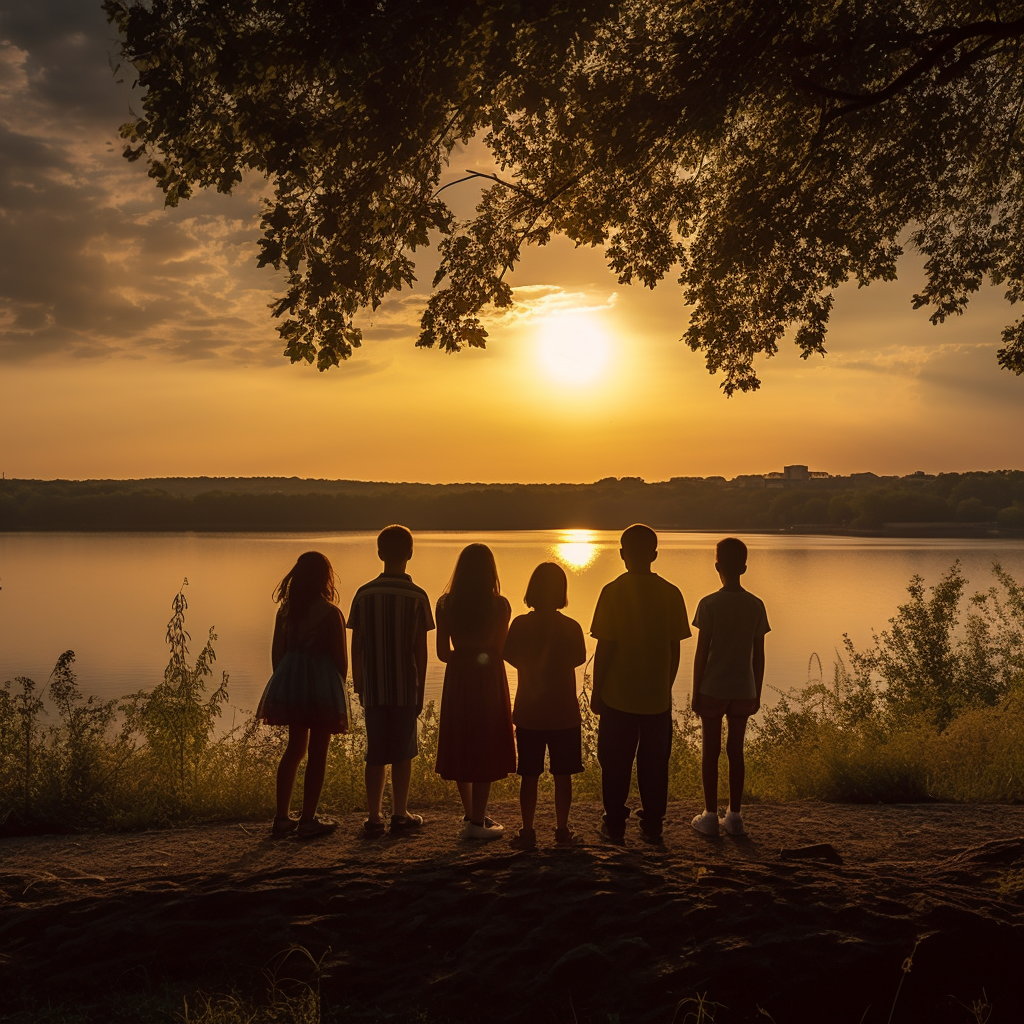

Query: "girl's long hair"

xmin=441 ymin=543 xmax=501 ymax=633
xmin=274 ymin=551 xmax=337 ymax=623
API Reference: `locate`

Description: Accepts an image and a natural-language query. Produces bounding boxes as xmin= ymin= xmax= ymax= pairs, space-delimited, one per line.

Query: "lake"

xmin=2 ymin=531 xmax=1022 ymax=724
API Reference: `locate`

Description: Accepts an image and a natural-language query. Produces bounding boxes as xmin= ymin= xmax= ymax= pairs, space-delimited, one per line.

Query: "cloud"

xmin=483 ymin=284 xmax=618 ymax=327
xmin=0 ymin=1 xmax=295 ymax=366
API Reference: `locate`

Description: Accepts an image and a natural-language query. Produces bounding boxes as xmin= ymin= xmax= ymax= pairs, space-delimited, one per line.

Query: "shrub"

xmin=748 ymin=563 xmax=1024 ymax=803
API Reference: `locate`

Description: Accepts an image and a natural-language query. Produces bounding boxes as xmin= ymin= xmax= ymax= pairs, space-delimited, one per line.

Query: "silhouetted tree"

xmin=107 ymin=0 xmax=1024 ymax=391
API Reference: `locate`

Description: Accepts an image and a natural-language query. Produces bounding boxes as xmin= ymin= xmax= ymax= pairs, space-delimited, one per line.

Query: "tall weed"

xmin=748 ymin=563 xmax=1024 ymax=803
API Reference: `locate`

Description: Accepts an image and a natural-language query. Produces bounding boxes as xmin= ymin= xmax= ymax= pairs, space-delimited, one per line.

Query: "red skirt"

xmin=435 ymin=650 xmax=516 ymax=782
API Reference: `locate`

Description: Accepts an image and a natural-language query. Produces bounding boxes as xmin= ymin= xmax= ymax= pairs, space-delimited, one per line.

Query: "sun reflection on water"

xmin=553 ymin=529 xmax=600 ymax=571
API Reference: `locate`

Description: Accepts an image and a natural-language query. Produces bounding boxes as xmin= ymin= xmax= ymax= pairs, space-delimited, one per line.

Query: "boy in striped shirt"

xmin=349 ymin=525 xmax=434 ymax=835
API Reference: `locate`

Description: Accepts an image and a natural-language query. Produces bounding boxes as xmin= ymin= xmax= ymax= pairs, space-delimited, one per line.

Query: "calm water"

xmin=2 ymin=531 xmax=1023 ymax=722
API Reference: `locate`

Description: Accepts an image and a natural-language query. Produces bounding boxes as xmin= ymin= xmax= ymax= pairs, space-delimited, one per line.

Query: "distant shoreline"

xmin=2 ymin=473 xmax=1023 ymax=537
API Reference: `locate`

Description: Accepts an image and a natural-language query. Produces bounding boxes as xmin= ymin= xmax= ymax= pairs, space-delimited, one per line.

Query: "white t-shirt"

xmin=692 ymin=588 xmax=770 ymax=700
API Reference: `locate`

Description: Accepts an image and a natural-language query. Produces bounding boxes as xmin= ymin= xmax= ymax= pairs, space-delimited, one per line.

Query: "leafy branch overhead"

xmin=105 ymin=0 xmax=1024 ymax=393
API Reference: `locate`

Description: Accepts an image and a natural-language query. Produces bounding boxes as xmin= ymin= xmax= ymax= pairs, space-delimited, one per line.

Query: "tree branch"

xmin=791 ymin=16 xmax=1024 ymax=121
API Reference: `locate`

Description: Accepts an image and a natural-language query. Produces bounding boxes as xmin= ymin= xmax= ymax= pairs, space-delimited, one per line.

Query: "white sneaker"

xmin=722 ymin=809 xmax=746 ymax=836
xmin=691 ymin=811 xmax=720 ymax=836
xmin=460 ymin=819 xmax=505 ymax=840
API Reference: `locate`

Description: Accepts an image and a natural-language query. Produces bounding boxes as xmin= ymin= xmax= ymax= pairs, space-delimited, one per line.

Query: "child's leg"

xmin=725 ymin=715 xmax=748 ymax=812
xmin=364 ymin=763 xmax=387 ymax=822
xmin=469 ymin=781 xmax=492 ymax=825
xmin=457 ymin=781 xmax=473 ymax=818
xmin=391 ymin=758 xmax=412 ymax=818
xmin=519 ymin=775 xmax=539 ymax=831
xmin=299 ymin=727 xmax=332 ymax=823
xmin=276 ymin=725 xmax=309 ymax=818
xmin=699 ymin=714 xmax=724 ymax=814
xmin=553 ymin=774 xmax=572 ymax=832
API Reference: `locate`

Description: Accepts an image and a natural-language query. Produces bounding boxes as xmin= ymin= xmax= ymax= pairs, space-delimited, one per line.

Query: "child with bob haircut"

xmin=257 ymin=551 xmax=349 ymax=840
xmin=502 ymin=561 xmax=587 ymax=848
xmin=690 ymin=537 xmax=770 ymax=838
xmin=348 ymin=524 xmax=434 ymax=836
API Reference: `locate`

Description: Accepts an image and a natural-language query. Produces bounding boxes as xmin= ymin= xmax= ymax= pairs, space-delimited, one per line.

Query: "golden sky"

xmin=1 ymin=3 xmax=1021 ymax=483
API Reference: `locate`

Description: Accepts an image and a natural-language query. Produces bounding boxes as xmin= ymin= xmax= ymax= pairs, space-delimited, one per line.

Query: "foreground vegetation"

xmin=2 ymin=563 xmax=1022 ymax=834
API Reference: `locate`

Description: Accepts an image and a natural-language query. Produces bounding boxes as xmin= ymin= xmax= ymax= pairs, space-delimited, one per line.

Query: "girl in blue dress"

xmin=257 ymin=551 xmax=349 ymax=838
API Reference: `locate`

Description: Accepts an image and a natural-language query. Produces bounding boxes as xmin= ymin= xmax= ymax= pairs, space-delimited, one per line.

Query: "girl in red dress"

xmin=257 ymin=551 xmax=349 ymax=839
xmin=435 ymin=543 xmax=516 ymax=840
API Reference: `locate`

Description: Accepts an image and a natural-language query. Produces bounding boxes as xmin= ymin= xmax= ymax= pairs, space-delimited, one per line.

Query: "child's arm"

xmin=350 ymin=626 xmax=364 ymax=698
xmin=271 ymin=610 xmax=287 ymax=671
xmin=591 ymin=639 xmax=615 ymax=713
xmin=691 ymin=630 xmax=711 ymax=713
xmin=752 ymin=633 xmax=766 ymax=712
xmin=435 ymin=603 xmax=452 ymax=663
xmin=414 ymin=615 xmax=428 ymax=709
xmin=330 ymin=607 xmax=348 ymax=679
xmin=569 ymin=619 xmax=587 ymax=668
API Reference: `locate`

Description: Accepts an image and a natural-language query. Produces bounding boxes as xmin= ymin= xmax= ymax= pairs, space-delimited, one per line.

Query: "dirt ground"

xmin=2 ymin=801 xmax=1023 ymax=1023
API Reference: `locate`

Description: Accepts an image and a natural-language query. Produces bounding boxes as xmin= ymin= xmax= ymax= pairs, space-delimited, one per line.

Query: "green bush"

xmin=747 ymin=563 xmax=1024 ymax=803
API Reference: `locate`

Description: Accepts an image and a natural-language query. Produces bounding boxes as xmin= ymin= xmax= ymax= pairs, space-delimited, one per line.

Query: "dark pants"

xmin=597 ymin=706 xmax=673 ymax=836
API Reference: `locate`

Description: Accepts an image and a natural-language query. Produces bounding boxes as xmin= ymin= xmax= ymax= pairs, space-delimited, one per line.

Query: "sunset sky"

xmin=1 ymin=1 xmax=1021 ymax=484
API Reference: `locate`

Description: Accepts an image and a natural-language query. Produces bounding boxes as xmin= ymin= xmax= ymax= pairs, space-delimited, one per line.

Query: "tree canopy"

xmin=105 ymin=0 xmax=1024 ymax=393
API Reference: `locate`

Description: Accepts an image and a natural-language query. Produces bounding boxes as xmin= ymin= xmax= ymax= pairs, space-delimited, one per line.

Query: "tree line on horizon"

xmin=1 ymin=472 xmax=1022 ymax=533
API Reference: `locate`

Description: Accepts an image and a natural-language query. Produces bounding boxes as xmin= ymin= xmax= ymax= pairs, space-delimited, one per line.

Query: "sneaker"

xmin=691 ymin=811 xmax=720 ymax=837
xmin=463 ymin=814 xmax=498 ymax=828
xmin=638 ymin=826 xmax=664 ymax=845
xmin=722 ymin=809 xmax=746 ymax=836
xmin=389 ymin=813 xmax=424 ymax=832
xmin=362 ymin=817 xmax=387 ymax=837
xmin=271 ymin=815 xmax=298 ymax=837
xmin=460 ymin=819 xmax=505 ymax=841
xmin=599 ymin=821 xmax=625 ymax=845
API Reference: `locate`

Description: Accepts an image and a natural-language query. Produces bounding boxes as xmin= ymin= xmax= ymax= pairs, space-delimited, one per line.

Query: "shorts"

xmin=693 ymin=691 xmax=759 ymax=719
xmin=515 ymin=726 xmax=584 ymax=776
xmin=364 ymin=705 xmax=420 ymax=766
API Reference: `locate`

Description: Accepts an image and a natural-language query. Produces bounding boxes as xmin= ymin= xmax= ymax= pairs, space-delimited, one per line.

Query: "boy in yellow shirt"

xmin=590 ymin=524 xmax=690 ymax=843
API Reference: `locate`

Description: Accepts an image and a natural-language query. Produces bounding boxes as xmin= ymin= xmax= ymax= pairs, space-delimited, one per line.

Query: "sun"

xmin=535 ymin=313 xmax=612 ymax=387
xmin=552 ymin=529 xmax=600 ymax=571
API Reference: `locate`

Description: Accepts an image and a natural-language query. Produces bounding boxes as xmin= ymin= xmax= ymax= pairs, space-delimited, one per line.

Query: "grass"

xmin=2 ymin=563 xmax=1023 ymax=834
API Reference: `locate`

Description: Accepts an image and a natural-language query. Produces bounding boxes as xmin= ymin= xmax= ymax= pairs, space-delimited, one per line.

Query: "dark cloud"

xmin=0 ymin=1 xmax=319 ymax=365
xmin=0 ymin=0 xmax=131 ymax=126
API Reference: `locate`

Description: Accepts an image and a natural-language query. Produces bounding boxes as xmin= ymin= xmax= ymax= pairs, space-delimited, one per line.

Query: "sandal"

xmin=296 ymin=818 xmax=338 ymax=840
xmin=555 ymin=826 xmax=579 ymax=847
xmin=510 ymin=827 xmax=537 ymax=851
xmin=389 ymin=813 xmax=424 ymax=832
xmin=272 ymin=815 xmax=298 ymax=837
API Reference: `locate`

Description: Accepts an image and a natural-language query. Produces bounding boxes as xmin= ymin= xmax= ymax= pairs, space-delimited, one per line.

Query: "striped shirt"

xmin=348 ymin=573 xmax=434 ymax=708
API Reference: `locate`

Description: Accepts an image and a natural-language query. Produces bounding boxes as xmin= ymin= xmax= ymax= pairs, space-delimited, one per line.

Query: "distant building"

xmin=850 ymin=472 xmax=881 ymax=488
xmin=736 ymin=465 xmax=831 ymax=489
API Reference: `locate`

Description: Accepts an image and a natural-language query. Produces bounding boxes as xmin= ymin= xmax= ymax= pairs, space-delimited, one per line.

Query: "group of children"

xmin=256 ymin=524 xmax=770 ymax=844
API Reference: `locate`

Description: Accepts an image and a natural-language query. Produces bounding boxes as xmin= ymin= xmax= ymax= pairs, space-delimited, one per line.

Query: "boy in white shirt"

xmin=690 ymin=537 xmax=770 ymax=837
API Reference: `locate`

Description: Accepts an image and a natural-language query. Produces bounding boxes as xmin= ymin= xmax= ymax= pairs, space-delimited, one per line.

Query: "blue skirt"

xmin=256 ymin=651 xmax=350 ymax=734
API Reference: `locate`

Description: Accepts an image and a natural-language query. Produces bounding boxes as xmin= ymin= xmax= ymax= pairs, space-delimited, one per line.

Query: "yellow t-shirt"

xmin=589 ymin=571 xmax=691 ymax=714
